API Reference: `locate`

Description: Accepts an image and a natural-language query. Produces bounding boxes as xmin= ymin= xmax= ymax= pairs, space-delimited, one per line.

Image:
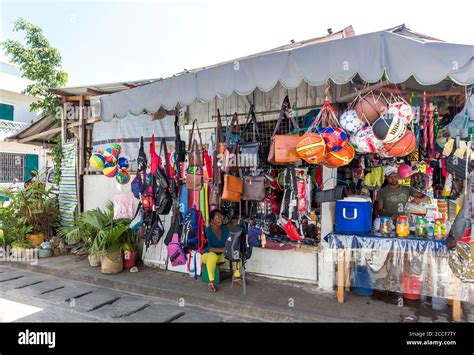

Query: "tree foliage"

xmin=1 ymin=18 xmax=68 ymax=117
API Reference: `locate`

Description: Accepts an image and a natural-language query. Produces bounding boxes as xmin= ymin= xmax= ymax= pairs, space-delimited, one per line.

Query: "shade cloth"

xmin=100 ymin=29 xmax=474 ymax=121
xmin=59 ymin=140 xmax=78 ymax=227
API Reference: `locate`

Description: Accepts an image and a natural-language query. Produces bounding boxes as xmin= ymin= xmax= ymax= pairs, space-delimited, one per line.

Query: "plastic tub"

xmin=400 ymin=274 xmax=422 ymax=300
xmin=351 ymin=266 xmax=374 ymax=297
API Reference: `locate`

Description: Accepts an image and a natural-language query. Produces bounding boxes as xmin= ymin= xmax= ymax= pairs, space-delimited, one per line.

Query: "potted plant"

xmin=59 ymin=202 xmax=131 ymax=273
xmin=1 ymin=179 xmax=59 ymax=248
xmin=59 ymin=208 xmax=102 ymax=266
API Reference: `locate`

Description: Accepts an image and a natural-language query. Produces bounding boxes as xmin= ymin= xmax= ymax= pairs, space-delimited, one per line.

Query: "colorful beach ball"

xmin=103 ymin=163 xmax=118 ymax=178
xmin=116 ymin=169 xmax=130 ymax=184
xmin=96 ymin=148 xmax=104 ymax=155
xmin=117 ymin=156 xmax=129 ymax=169
xmin=104 ymin=147 xmax=119 ymax=163
xmin=110 ymin=143 xmax=122 ymax=155
xmin=322 ymin=127 xmax=348 ymax=153
xmin=89 ymin=153 xmax=105 ymax=170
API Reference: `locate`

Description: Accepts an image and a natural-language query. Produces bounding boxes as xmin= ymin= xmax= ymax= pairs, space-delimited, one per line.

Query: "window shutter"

xmin=0 ymin=103 xmax=14 ymax=121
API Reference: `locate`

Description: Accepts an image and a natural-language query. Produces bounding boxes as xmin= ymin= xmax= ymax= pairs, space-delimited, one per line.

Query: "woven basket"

xmin=100 ymin=250 xmax=123 ymax=275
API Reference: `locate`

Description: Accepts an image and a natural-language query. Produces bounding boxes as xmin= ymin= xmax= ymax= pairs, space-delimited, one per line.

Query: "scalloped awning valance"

xmin=100 ymin=29 xmax=474 ymax=122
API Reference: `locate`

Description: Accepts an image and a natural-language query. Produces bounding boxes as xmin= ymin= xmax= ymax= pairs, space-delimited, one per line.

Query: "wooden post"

xmin=60 ymin=97 xmax=66 ymax=142
xmin=453 ymin=300 xmax=462 ymax=322
xmin=344 ymin=249 xmax=351 ymax=291
xmin=77 ymin=96 xmax=85 ymax=213
xmin=337 ymin=249 xmax=345 ymax=303
xmin=78 ymin=96 xmax=85 ymax=175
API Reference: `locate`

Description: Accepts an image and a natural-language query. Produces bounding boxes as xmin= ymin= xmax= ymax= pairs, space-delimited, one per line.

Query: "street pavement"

xmin=0 ymin=265 xmax=258 ymax=322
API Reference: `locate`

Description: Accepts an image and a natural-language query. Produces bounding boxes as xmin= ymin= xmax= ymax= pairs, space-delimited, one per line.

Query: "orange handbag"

xmin=222 ymin=172 xmax=243 ymax=202
xmin=267 ymin=95 xmax=301 ymax=165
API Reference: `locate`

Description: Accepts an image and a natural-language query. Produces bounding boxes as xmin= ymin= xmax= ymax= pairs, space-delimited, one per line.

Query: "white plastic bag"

xmin=113 ymin=193 xmax=133 ymax=220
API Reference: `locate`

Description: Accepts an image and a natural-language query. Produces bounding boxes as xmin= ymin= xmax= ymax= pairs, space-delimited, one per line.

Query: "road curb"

xmin=0 ymin=260 xmax=343 ymax=322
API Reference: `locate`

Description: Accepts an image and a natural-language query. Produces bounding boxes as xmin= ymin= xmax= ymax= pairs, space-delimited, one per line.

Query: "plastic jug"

xmin=396 ymin=215 xmax=409 ymax=238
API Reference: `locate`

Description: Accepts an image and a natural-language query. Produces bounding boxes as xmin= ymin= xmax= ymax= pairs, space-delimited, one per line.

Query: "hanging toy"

xmin=322 ymin=127 xmax=348 ymax=152
xmin=110 ymin=143 xmax=122 ymax=155
xmin=322 ymin=142 xmax=355 ymax=168
xmin=116 ymin=169 xmax=131 ymax=184
xmin=103 ymin=147 xmax=119 ymax=163
xmin=103 ymin=163 xmax=118 ymax=177
xmin=89 ymin=153 xmax=105 ymax=170
xmin=339 ymin=110 xmax=366 ymax=135
xmin=117 ymin=156 xmax=130 ymax=169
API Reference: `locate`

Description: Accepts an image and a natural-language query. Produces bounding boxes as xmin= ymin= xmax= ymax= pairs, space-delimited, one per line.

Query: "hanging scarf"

xmin=428 ymin=97 xmax=435 ymax=160
xmin=422 ymin=91 xmax=428 ymax=152
xmin=432 ymin=97 xmax=439 ymax=159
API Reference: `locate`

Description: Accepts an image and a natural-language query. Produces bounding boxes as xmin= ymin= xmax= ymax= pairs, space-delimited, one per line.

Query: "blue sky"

xmin=1 ymin=0 xmax=473 ymax=87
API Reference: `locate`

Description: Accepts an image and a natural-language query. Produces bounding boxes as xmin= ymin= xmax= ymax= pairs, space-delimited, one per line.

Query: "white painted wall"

xmin=0 ymin=141 xmax=50 ymax=189
xmin=0 ymin=89 xmax=38 ymax=125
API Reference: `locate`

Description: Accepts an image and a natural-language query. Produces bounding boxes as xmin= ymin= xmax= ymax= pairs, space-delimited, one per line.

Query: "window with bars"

xmin=0 ymin=153 xmax=24 ymax=183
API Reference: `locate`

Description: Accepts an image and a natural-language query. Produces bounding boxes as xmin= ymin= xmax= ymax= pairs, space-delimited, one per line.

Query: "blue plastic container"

xmin=335 ymin=197 xmax=373 ymax=234
xmin=351 ymin=265 xmax=374 ymax=297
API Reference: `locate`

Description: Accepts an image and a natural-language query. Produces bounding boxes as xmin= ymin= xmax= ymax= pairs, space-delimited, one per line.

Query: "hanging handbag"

xmin=240 ymin=106 xmax=262 ymax=167
xmin=174 ymin=114 xmax=187 ymax=163
xmin=242 ymin=175 xmax=266 ymax=201
xmin=188 ymin=119 xmax=204 ymax=167
xmin=222 ymin=170 xmax=243 ymax=202
xmin=268 ymin=95 xmax=301 ymax=165
xmin=221 ymin=112 xmax=240 ymax=172
xmin=446 ymin=140 xmax=472 ymax=180
xmin=137 ymin=136 xmax=147 ymax=172
xmin=186 ymin=170 xmax=203 ymax=191
xmin=209 ymin=183 xmax=220 ymax=206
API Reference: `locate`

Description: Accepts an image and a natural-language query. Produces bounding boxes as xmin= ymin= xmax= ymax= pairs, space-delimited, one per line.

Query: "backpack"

xmin=154 ymin=138 xmax=173 ymax=215
xmin=180 ymin=208 xmax=207 ymax=279
xmin=224 ymin=223 xmax=252 ymax=262
xmin=180 ymin=208 xmax=206 ymax=253
xmin=224 ymin=222 xmax=252 ymax=294
xmin=144 ymin=215 xmax=164 ymax=249
xmin=167 ymin=232 xmax=187 ymax=267
xmin=141 ymin=185 xmax=155 ymax=226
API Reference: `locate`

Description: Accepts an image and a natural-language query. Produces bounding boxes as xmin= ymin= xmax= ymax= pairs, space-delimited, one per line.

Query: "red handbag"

xmin=278 ymin=216 xmax=302 ymax=241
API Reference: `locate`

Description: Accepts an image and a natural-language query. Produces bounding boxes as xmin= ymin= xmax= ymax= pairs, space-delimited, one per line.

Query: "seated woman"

xmin=202 ymin=209 xmax=243 ymax=292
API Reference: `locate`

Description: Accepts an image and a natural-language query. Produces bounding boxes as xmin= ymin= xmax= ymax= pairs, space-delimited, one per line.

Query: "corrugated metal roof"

xmin=48 ymin=77 xmax=162 ymax=97
xmin=6 ymin=114 xmax=58 ymax=145
xmin=0 ymin=120 xmax=27 ymax=140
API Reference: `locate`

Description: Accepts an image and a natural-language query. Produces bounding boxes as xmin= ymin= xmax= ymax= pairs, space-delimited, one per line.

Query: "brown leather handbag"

xmin=267 ymin=96 xmax=301 ymax=165
xmin=186 ymin=172 xmax=203 ymax=191
xmin=222 ymin=170 xmax=243 ymax=202
xmin=242 ymin=175 xmax=266 ymax=201
xmin=188 ymin=119 xmax=204 ymax=167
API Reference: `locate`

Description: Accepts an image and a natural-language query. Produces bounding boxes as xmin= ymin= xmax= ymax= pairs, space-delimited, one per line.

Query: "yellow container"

xmin=27 ymin=233 xmax=45 ymax=247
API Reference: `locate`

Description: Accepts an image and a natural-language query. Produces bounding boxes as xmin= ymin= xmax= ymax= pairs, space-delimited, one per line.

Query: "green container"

xmin=38 ymin=249 xmax=52 ymax=258
xmin=201 ymin=264 xmax=220 ymax=284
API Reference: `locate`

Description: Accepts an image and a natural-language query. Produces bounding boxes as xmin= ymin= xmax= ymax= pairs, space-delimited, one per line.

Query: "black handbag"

xmin=137 ymin=136 xmax=147 ymax=172
xmin=144 ymin=216 xmax=164 ymax=249
xmin=154 ymin=138 xmax=173 ymax=215
xmin=240 ymin=106 xmax=263 ymax=167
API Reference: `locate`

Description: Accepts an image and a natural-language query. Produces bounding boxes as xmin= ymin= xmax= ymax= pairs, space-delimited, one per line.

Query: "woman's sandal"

xmin=233 ymin=278 xmax=244 ymax=287
xmin=208 ymin=282 xmax=217 ymax=292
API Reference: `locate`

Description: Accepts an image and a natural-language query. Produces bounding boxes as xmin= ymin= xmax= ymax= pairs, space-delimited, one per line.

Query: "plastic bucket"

xmin=123 ymin=250 xmax=137 ymax=269
xmin=351 ymin=266 xmax=374 ymax=296
xmin=400 ymin=274 xmax=422 ymax=300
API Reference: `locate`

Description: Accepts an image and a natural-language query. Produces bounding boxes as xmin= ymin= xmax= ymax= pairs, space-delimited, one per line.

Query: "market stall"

xmin=85 ymin=25 xmax=474 ymax=305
